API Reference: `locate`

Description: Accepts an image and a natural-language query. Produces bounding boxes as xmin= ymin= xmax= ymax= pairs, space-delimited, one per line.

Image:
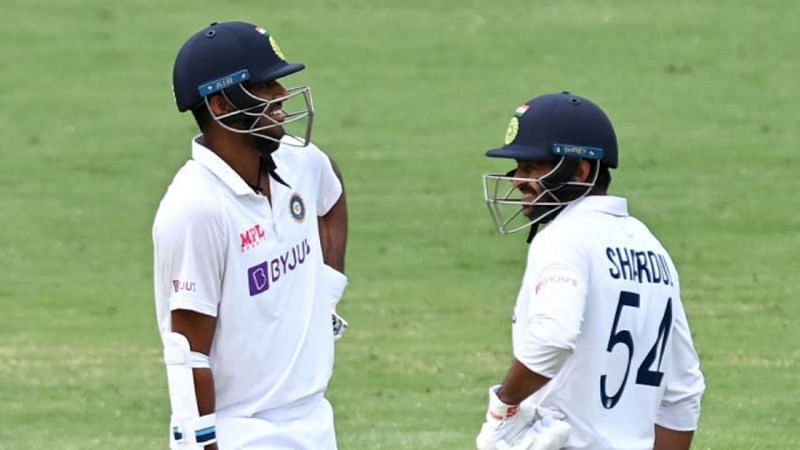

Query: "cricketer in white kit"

xmin=478 ymin=92 xmax=705 ymax=450
xmin=154 ymin=22 xmax=348 ymax=449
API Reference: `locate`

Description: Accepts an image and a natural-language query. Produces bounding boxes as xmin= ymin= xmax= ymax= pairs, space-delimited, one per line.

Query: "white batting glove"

xmin=476 ymin=386 xmax=535 ymax=450
xmin=510 ymin=412 xmax=571 ymax=450
xmin=322 ymin=265 xmax=349 ymax=341
xmin=332 ymin=312 xmax=349 ymax=340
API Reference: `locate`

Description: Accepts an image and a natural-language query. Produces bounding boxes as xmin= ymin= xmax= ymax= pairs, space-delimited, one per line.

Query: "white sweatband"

xmin=486 ymin=385 xmax=520 ymax=421
xmin=189 ymin=351 xmax=210 ymax=369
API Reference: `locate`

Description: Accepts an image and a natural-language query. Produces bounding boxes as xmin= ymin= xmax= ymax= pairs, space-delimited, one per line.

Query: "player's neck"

xmin=204 ymin=132 xmax=264 ymax=193
xmin=588 ymin=186 xmax=607 ymax=196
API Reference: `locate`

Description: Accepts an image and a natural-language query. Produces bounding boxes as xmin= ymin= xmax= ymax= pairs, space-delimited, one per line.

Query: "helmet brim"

xmin=486 ymin=144 xmax=557 ymax=161
xmin=253 ymin=62 xmax=305 ymax=84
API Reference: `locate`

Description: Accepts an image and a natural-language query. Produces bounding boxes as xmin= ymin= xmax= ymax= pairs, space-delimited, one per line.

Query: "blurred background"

xmin=1 ymin=0 xmax=798 ymax=448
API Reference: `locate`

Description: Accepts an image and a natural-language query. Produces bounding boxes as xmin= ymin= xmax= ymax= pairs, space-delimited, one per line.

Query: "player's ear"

xmin=207 ymin=93 xmax=233 ymax=117
xmin=572 ymin=159 xmax=592 ymax=182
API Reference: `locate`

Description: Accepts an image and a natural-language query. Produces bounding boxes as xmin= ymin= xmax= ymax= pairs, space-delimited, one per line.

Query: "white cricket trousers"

xmin=216 ymin=396 xmax=337 ymax=449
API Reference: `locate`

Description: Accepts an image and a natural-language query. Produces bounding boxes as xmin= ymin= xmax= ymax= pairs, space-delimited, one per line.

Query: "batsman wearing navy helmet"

xmin=153 ymin=21 xmax=349 ymax=449
xmin=476 ymin=92 xmax=705 ymax=450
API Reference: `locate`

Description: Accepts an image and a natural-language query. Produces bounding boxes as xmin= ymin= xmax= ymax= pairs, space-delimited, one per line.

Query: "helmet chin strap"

xmin=246 ymin=135 xmax=290 ymax=192
xmin=259 ymin=151 xmax=290 ymax=188
xmin=525 ymin=222 xmax=539 ymax=244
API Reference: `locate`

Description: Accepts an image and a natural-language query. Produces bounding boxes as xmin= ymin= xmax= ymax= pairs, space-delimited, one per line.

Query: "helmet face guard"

xmin=207 ymin=83 xmax=314 ymax=147
xmin=482 ymin=156 xmax=599 ymax=234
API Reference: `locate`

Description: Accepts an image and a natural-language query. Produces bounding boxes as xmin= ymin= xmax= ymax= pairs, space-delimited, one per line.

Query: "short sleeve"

xmin=656 ymin=298 xmax=705 ymax=430
xmin=309 ymin=145 xmax=342 ymax=215
xmin=153 ymin=196 xmax=227 ymax=317
xmin=514 ymin=231 xmax=589 ymax=377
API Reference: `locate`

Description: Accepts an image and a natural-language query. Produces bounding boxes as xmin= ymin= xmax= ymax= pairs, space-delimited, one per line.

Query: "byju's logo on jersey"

xmin=172 ymin=279 xmax=196 ymax=293
xmin=289 ymin=193 xmax=306 ymax=222
xmin=247 ymin=238 xmax=311 ymax=296
xmin=240 ymin=224 xmax=267 ymax=252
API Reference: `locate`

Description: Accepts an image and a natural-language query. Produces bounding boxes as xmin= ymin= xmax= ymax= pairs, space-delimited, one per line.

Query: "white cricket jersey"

xmin=153 ymin=137 xmax=342 ymax=420
xmin=512 ymin=196 xmax=705 ymax=450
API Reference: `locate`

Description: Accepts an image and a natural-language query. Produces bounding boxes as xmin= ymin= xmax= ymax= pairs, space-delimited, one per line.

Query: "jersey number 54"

xmin=600 ymin=291 xmax=673 ymax=409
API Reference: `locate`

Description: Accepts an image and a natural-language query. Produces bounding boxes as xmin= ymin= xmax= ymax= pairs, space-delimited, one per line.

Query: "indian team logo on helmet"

xmin=269 ymin=36 xmax=286 ymax=61
xmin=289 ymin=193 xmax=306 ymax=222
xmin=254 ymin=26 xmax=287 ymax=61
xmin=504 ymin=116 xmax=520 ymax=145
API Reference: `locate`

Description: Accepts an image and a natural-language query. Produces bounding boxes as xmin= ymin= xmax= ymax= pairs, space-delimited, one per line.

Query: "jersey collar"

xmin=556 ymin=195 xmax=629 ymax=221
xmin=191 ymin=137 xmax=254 ymax=196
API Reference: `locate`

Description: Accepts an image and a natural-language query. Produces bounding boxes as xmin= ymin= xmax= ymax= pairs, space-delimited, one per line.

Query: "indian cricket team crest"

xmin=269 ymin=36 xmax=286 ymax=61
xmin=255 ymin=26 xmax=287 ymax=61
xmin=289 ymin=193 xmax=306 ymax=222
xmin=504 ymin=104 xmax=528 ymax=145
xmin=504 ymin=116 xmax=520 ymax=145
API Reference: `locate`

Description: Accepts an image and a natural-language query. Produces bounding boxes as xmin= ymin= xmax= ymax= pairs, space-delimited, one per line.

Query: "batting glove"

xmin=476 ymin=386 xmax=535 ymax=450
xmin=322 ymin=264 xmax=349 ymax=341
xmin=332 ymin=312 xmax=349 ymax=340
xmin=510 ymin=413 xmax=571 ymax=450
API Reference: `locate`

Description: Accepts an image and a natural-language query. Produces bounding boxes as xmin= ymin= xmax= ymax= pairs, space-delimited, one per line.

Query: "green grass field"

xmin=2 ymin=0 xmax=799 ymax=448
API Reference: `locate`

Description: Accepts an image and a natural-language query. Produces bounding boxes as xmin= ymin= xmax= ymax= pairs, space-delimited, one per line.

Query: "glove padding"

xmin=508 ymin=412 xmax=571 ymax=450
xmin=332 ymin=312 xmax=349 ymax=340
xmin=476 ymin=386 xmax=534 ymax=450
xmin=476 ymin=386 xmax=571 ymax=450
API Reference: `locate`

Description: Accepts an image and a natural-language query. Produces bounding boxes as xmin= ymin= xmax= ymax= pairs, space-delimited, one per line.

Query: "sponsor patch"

xmin=197 ymin=69 xmax=250 ymax=97
xmin=247 ymin=239 xmax=311 ymax=296
xmin=551 ymin=143 xmax=604 ymax=160
xmin=535 ymin=275 xmax=578 ymax=295
xmin=172 ymin=279 xmax=196 ymax=293
xmin=240 ymin=224 xmax=267 ymax=252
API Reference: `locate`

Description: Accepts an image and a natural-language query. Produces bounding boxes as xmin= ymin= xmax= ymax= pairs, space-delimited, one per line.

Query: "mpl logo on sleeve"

xmin=240 ymin=223 xmax=268 ymax=252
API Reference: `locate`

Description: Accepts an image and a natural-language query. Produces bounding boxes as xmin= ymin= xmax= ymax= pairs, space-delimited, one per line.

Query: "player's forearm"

xmin=497 ymin=358 xmax=551 ymax=404
xmin=193 ymin=367 xmax=216 ymax=418
xmin=193 ymin=368 xmax=218 ymax=450
xmin=654 ymin=425 xmax=694 ymax=450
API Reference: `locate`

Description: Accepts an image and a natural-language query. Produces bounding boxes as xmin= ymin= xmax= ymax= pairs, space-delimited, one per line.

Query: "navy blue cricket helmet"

xmin=482 ymin=92 xmax=618 ymax=236
xmin=173 ymin=21 xmax=305 ymax=112
xmin=487 ymin=92 xmax=618 ymax=168
xmin=172 ymin=21 xmax=315 ymax=147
